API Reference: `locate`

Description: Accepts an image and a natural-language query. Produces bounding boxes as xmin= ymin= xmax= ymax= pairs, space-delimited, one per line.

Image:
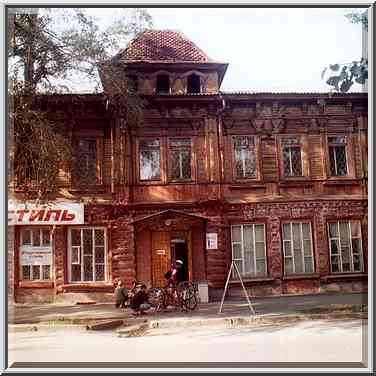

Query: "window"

xmin=187 ymin=74 xmax=201 ymax=94
xmin=282 ymin=222 xmax=314 ymax=275
xmin=328 ymin=136 xmax=348 ymax=176
xmin=282 ymin=137 xmax=302 ymax=177
xmin=233 ymin=136 xmax=257 ymax=179
xmin=169 ymin=139 xmax=192 ymax=180
xmin=76 ymin=139 xmax=97 ymax=183
xmin=69 ymin=228 xmax=106 ymax=282
xmin=20 ymin=228 xmax=52 ymax=281
xmin=156 ymin=74 xmax=170 ymax=94
xmin=231 ymin=224 xmax=267 ymax=278
xmin=328 ymin=220 xmax=363 ymax=273
xmin=139 ymin=139 xmax=161 ymax=181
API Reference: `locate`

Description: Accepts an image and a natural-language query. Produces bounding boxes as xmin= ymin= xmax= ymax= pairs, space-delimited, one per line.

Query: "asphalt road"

xmin=7 ymin=318 xmax=368 ymax=368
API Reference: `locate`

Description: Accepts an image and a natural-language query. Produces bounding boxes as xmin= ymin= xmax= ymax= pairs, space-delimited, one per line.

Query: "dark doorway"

xmin=156 ymin=74 xmax=170 ymax=94
xmin=187 ymin=74 xmax=201 ymax=94
xmin=171 ymin=241 xmax=189 ymax=282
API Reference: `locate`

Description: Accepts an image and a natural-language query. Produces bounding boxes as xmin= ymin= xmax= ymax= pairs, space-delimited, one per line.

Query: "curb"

xmin=148 ymin=311 xmax=367 ymax=330
xmin=9 ymin=311 xmax=367 ymax=333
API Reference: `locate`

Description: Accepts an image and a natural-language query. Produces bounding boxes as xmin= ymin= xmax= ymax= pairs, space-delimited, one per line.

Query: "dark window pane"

xmin=95 ymin=246 xmax=105 ymax=264
xmin=329 ymin=147 xmax=337 ymax=175
xmin=42 ymin=265 xmax=51 ymax=280
xmin=22 ymin=265 xmax=31 ymax=280
xmin=83 ymin=229 xmax=93 ymax=255
xmin=330 ymin=240 xmax=339 ymax=254
xmin=71 ymin=229 xmax=81 ymax=247
xmin=22 ymin=230 xmax=31 ymax=245
xmin=32 ymin=265 xmax=40 ymax=280
xmin=285 ymin=258 xmax=293 ymax=275
xmin=95 ymin=230 xmax=105 ymax=246
xmin=352 ymin=239 xmax=362 ymax=254
xmin=283 ymin=147 xmax=291 ymax=175
xmin=42 ymin=229 xmax=50 ymax=246
xmin=71 ymin=264 xmax=81 ymax=281
xmin=187 ymin=74 xmax=201 ymax=94
xmin=336 ymin=146 xmax=348 ymax=175
xmin=95 ymin=264 xmax=105 ymax=281
xmin=290 ymin=147 xmax=302 ymax=175
xmin=156 ymin=74 xmax=170 ymax=94
xmin=32 ymin=229 xmax=40 ymax=247
xmin=331 ymin=256 xmax=340 ymax=272
xmin=353 ymin=254 xmax=362 ymax=272
xmin=83 ymin=256 xmax=93 ymax=281
xmin=304 ymin=257 xmax=314 ymax=273
xmin=328 ymin=223 xmax=338 ymax=238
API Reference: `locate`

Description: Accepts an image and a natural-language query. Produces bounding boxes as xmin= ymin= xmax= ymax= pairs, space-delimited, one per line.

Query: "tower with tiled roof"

xmin=100 ymin=29 xmax=228 ymax=95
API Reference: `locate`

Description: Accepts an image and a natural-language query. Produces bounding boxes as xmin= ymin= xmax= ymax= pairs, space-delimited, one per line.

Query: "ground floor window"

xmin=68 ymin=228 xmax=107 ymax=282
xmin=231 ymin=224 xmax=267 ymax=278
xmin=328 ymin=220 xmax=363 ymax=273
xmin=20 ymin=227 xmax=52 ymax=280
xmin=282 ymin=222 xmax=314 ymax=275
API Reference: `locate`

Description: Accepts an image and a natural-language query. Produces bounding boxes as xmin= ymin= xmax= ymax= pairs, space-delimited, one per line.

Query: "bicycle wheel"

xmin=176 ymin=281 xmax=196 ymax=299
xmin=184 ymin=294 xmax=198 ymax=311
xmin=148 ymin=288 xmax=164 ymax=311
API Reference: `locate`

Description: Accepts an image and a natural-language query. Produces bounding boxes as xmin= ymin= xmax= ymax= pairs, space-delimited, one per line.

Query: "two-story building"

xmin=8 ymin=30 xmax=368 ymax=303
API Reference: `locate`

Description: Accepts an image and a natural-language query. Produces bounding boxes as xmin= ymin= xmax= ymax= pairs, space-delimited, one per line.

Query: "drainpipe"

xmin=216 ymin=94 xmax=226 ymax=200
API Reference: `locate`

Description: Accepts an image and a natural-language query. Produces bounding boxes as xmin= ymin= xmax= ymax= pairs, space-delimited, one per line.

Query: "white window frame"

xmin=231 ymin=223 xmax=267 ymax=278
xmin=68 ymin=227 xmax=108 ymax=283
xmin=282 ymin=222 xmax=314 ymax=275
xmin=233 ymin=136 xmax=257 ymax=179
xmin=20 ymin=227 xmax=53 ymax=281
xmin=327 ymin=220 xmax=364 ymax=274
xmin=282 ymin=137 xmax=303 ymax=177
xmin=328 ymin=136 xmax=349 ymax=176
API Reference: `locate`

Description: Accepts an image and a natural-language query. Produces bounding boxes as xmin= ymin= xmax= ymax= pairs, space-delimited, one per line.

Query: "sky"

xmin=87 ymin=7 xmax=367 ymax=93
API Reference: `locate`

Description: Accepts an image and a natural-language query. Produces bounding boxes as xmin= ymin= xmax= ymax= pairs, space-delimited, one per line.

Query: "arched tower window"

xmin=156 ymin=74 xmax=170 ymax=94
xmin=187 ymin=74 xmax=201 ymax=94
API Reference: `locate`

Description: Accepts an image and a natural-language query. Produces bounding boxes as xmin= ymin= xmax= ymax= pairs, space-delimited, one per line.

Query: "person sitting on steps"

xmin=114 ymin=280 xmax=128 ymax=309
xmin=130 ymin=284 xmax=151 ymax=316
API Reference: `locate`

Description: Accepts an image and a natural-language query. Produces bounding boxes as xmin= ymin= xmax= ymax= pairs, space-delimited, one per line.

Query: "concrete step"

xmin=86 ymin=319 xmax=124 ymax=331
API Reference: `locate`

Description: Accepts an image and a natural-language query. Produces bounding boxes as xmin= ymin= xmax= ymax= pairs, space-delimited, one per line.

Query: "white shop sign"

xmin=20 ymin=246 xmax=52 ymax=265
xmin=8 ymin=200 xmax=84 ymax=225
xmin=206 ymin=233 xmax=218 ymax=250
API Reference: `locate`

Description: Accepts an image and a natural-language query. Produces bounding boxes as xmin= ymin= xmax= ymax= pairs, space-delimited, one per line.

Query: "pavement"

xmin=8 ymin=292 xmax=368 ymax=332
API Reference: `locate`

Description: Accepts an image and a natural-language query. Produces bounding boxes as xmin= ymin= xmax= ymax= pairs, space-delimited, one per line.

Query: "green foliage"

xmin=8 ymin=8 xmax=152 ymax=201
xmin=324 ymin=58 xmax=368 ymax=92
xmin=322 ymin=11 xmax=368 ymax=92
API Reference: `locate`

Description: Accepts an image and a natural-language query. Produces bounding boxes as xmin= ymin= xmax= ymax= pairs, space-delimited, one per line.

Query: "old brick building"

xmin=9 ymin=30 xmax=368 ymax=303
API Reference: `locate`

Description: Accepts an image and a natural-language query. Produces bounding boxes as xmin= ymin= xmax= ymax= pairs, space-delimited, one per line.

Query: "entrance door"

xmin=151 ymin=231 xmax=171 ymax=287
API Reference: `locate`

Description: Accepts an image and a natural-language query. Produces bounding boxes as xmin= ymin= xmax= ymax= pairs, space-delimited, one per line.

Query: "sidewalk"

xmin=8 ymin=292 xmax=368 ymax=329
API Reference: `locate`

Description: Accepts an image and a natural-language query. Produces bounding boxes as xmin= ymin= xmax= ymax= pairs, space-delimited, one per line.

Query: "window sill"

xmin=19 ymin=281 xmax=54 ymax=289
xmin=282 ymin=273 xmax=320 ymax=281
xmin=61 ymin=282 xmax=114 ymax=293
xmin=229 ymin=183 xmax=266 ymax=190
xmin=229 ymin=277 xmax=274 ymax=284
xmin=323 ymin=179 xmax=358 ymax=186
xmin=322 ymin=273 xmax=367 ymax=281
xmin=279 ymin=181 xmax=313 ymax=188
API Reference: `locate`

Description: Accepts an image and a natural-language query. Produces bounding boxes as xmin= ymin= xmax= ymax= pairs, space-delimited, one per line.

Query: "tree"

xmin=322 ymin=10 xmax=368 ymax=92
xmin=8 ymin=8 xmax=152 ymax=201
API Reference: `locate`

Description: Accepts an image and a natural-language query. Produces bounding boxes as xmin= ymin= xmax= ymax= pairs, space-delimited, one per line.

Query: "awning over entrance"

xmin=130 ymin=209 xmax=208 ymax=224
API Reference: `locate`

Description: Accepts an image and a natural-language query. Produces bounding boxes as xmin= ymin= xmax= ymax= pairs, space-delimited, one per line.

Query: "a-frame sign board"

xmin=218 ymin=260 xmax=256 ymax=315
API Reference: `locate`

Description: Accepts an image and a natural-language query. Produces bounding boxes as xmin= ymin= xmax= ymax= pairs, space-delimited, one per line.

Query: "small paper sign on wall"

xmin=156 ymin=249 xmax=166 ymax=256
xmin=206 ymin=233 xmax=218 ymax=250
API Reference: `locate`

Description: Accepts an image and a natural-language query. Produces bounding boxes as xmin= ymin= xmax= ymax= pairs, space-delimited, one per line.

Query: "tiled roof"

xmin=116 ymin=29 xmax=212 ymax=63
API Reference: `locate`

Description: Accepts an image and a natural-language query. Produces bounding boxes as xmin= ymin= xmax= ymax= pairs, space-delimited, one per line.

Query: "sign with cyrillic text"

xmin=8 ymin=201 xmax=84 ymax=225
